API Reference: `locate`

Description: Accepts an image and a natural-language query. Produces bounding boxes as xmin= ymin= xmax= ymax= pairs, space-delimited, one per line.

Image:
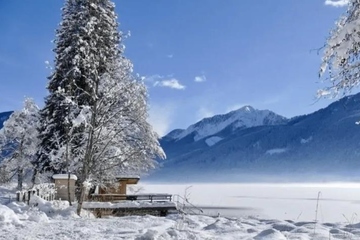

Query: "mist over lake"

xmin=142 ymin=182 xmax=360 ymax=222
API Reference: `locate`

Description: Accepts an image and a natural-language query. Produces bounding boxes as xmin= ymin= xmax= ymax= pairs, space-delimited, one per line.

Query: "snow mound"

xmin=0 ymin=204 xmax=21 ymax=224
xmin=27 ymin=210 xmax=49 ymax=223
xmin=29 ymin=195 xmax=55 ymax=214
xmin=272 ymin=222 xmax=296 ymax=232
xmin=346 ymin=222 xmax=360 ymax=228
xmin=254 ymin=228 xmax=286 ymax=240
xmin=135 ymin=230 xmax=158 ymax=240
xmin=29 ymin=195 xmax=87 ymax=219
xmin=202 ymin=218 xmax=243 ymax=232
xmin=6 ymin=201 xmax=28 ymax=214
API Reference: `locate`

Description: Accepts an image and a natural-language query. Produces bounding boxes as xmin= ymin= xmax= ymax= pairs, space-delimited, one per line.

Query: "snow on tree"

xmin=36 ymin=0 xmax=121 ymax=174
xmin=37 ymin=0 xmax=165 ymax=215
xmin=73 ymin=27 xmax=165 ymax=216
xmin=88 ymin=60 xmax=165 ymax=183
xmin=0 ymin=98 xmax=40 ymax=190
xmin=74 ymin=59 xmax=166 ymax=214
xmin=320 ymin=0 xmax=360 ymax=96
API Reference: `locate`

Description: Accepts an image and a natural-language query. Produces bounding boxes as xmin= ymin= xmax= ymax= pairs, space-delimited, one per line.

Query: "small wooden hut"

xmin=98 ymin=175 xmax=140 ymax=195
xmin=52 ymin=174 xmax=77 ymax=201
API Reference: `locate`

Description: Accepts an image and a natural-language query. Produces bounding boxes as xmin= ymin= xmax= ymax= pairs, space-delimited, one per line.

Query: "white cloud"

xmin=148 ymin=104 xmax=175 ymax=137
xmin=154 ymin=78 xmax=186 ymax=90
xmin=324 ymin=0 xmax=349 ymax=7
xmin=145 ymin=74 xmax=185 ymax=90
xmin=194 ymin=75 xmax=206 ymax=83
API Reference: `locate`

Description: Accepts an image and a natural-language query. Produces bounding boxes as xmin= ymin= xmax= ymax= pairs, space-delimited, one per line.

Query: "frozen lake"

xmin=141 ymin=182 xmax=360 ymax=223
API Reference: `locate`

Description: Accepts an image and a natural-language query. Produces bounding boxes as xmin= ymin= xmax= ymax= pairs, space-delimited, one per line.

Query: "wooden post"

xmin=16 ymin=192 xmax=20 ymax=202
xmin=27 ymin=191 xmax=31 ymax=205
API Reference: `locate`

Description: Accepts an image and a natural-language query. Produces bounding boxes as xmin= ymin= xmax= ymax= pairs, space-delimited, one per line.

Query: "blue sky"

xmin=0 ymin=0 xmax=350 ymax=136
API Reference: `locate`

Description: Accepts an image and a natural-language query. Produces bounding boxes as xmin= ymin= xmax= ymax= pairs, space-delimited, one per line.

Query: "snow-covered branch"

xmin=320 ymin=0 xmax=360 ymax=97
xmin=0 ymin=98 xmax=40 ymax=190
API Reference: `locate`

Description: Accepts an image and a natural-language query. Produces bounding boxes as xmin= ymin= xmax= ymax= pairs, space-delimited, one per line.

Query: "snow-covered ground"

xmin=1 ymin=183 xmax=360 ymax=239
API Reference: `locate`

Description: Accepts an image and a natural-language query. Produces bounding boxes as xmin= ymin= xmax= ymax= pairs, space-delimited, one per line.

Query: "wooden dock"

xmin=90 ymin=193 xmax=172 ymax=202
xmin=83 ymin=193 xmax=177 ymax=217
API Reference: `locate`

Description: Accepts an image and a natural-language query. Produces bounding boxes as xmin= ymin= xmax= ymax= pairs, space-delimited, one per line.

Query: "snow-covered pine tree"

xmin=37 ymin=0 xmax=165 ymax=215
xmin=36 ymin=0 xmax=121 ymax=174
xmin=320 ymin=0 xmax=360 ymax=96
xmin=0 ymin=98 xmax=40 ymax=190
xmin=42 ymin=89 xmax=92 ymax=206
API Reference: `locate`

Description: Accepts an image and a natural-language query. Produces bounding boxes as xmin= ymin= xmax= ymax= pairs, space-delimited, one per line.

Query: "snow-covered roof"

xmin=52 ymin=174 xmax=78 ymax=180
xmin=115 ymin=175 xmax=140 ymax=184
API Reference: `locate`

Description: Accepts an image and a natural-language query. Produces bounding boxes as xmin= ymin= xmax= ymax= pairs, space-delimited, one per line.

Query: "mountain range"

xmin=146 ymin=93 xmax=360 ymax=182
xmin=2 ymin=94 xmax=360 ymax=182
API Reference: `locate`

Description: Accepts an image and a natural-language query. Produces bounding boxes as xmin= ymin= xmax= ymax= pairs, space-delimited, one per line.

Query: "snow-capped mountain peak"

xmin=239 ymin=105 xmax=254 ymax=112
xmin=169 ymin=106 xmax=287 ymax=142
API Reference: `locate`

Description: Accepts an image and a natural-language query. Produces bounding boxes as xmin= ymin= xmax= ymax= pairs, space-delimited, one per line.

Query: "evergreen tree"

xmin=37 ymin=0 xmax=165 ymax=214
xmin=36 ymin=0 xmax=121 ymax=173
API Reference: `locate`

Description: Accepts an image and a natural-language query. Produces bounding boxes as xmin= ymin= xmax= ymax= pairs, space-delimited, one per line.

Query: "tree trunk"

xmin=76 ymin=143 xmax=91 ymax=216
xmin=18 ymin=142 xmax=24 ymax=191
xmin=76 ymin=182 xmax=87 ymax=216
xmin=67 ymin=172 xmax=72 ymax=206
xmin=76 ymin=83 xmax=99 ymax=216
xmin=30 ymin=168 xmax=38 ymax=188
xmin=65 ymin=126 xmax=72 ymax=206
xmin=17 ymin=168 xmax=23 ymax=191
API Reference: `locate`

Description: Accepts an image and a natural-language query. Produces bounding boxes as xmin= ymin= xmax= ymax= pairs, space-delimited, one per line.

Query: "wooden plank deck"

xmin=90 ymin=193 xmax=172 ymax=202
xmin=84 ymin=204 xmax=177 ymax=217
xmin=84 ymin=193 xmax=177 ymax=217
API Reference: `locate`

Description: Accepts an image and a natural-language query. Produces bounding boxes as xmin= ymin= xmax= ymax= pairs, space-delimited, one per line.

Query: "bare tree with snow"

xmin=73 ymin=46 xmax=165 ymax=215
xmin=0 ymin=98 xmax=40 ymax=190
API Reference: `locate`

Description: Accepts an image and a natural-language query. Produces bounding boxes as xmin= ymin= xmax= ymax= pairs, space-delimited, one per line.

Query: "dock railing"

xmin=173 ymin=194 xmax=203 ymax=215
xmin=90 ymin=193 xmax=173 ymax=202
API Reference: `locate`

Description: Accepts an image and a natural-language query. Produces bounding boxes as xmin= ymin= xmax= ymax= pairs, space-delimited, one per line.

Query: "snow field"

xmin=1 ymin=183 xmax=360 ymax=239
xmin=1 ymin=204 xmax=360 ymax=239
